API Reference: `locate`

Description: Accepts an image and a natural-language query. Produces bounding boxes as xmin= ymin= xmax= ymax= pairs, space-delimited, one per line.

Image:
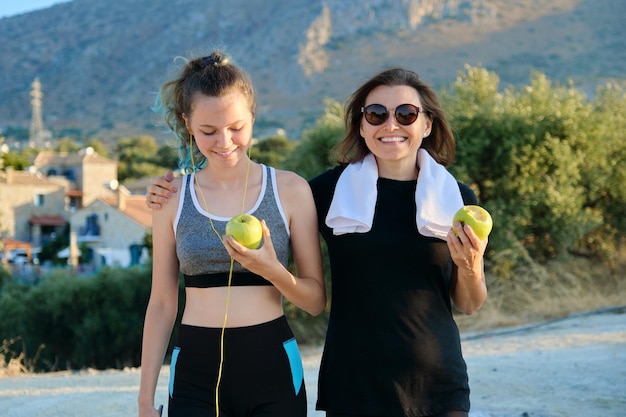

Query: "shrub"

xmin=442 ymin=66 xmax=626 ymax=278
xmin=0 ymin=267 xmax=154 ymax=371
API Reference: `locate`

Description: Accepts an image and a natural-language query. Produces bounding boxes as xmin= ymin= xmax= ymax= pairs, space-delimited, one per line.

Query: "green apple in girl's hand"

xmin=452 ymin=205 xmax=493 ymax=240
xmin=225 ymin=214 xmax=263 ymax=249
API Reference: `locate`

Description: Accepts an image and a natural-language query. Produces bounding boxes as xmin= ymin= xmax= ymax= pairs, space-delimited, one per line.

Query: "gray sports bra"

xmin=174 ymin=165 xmax=290 ymax=287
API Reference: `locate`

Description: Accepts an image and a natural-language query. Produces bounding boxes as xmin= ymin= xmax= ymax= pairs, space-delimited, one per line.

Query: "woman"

xmin=146 ymin=67 xmax=488 ymax=417
xmin=309 ymin=68 xmax=487 ymax=417
xmin=137 ymin=50 xmax=326 ymax=417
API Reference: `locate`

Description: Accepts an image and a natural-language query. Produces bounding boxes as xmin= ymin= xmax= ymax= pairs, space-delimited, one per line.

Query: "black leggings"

xmin=326 ymin=413 xmax=468 ymax=417
xmin=168 ymin=316 xmax=307 ymax=417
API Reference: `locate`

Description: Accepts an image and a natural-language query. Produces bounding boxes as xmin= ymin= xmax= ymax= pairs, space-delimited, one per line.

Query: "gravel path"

xmin=1 ymin=307 xmax=624 ymax=417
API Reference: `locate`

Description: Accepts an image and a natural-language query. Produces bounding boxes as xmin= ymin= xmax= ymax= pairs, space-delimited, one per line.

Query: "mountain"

xmin=0 ymin=0 xmax=624 ymax=142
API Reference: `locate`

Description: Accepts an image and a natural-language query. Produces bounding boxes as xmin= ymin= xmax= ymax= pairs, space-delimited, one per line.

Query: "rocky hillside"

xmin=0 ymin=0 xmax=624 ymax=141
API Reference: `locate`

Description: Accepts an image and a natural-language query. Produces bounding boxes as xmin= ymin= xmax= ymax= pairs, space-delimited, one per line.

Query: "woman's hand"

xmin=447 ymin=222 xmax=487 ymax=272
xmin=145 ymin=170 xmax=176 ymax=209
xmin=446 ymin=222 xmax=488 ymax=315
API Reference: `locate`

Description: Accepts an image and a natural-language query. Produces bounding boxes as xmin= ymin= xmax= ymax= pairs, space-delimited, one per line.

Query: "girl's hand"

xmin=222 ymin=220 xmax=280 ymax=279
xmin=138 ymin=404 xmax=162 ymax=417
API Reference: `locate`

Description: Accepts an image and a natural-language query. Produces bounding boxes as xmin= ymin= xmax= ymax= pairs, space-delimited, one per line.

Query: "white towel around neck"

xmin=325 ymin=149 xmax=464 ymax=239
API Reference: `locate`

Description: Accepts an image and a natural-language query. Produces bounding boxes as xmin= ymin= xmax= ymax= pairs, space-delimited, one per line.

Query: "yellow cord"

xmin=213 ymin=258 xmax=234 ymax=417
xmin=189 ymin=133 xmax=253 ymax=417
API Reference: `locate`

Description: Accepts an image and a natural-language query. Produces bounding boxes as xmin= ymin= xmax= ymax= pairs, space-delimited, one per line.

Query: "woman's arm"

xmin=446 ymin=223 xmax=488 ymax=315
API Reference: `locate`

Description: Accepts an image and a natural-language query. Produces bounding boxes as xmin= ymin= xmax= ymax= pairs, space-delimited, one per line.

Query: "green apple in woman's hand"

xmin=453 ymin=205 xmax=493 ymax=240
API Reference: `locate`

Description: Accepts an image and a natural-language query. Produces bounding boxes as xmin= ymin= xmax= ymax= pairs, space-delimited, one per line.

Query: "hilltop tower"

xmin=29 ymin=77 xmax=50 ymax=147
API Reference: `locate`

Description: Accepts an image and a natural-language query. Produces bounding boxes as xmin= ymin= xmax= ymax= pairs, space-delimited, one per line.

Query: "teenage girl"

xmin=137 ymin=51 xmax=326 ymax=417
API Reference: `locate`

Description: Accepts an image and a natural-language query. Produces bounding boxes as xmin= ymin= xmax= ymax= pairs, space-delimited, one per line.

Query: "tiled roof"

xmin=0 ymin=169 xmax=61 ymax=187
xmin=1 ymin=238 xmax=32 ymax=248
xmin=29 ymin=215 xmax=68 ymax=226
xmin=1 ymin=238 xmax=32 ymax=254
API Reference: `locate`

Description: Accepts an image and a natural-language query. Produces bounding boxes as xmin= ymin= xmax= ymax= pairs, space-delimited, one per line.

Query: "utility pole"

xmin=29 ymin=77 xmax=50 ymax=147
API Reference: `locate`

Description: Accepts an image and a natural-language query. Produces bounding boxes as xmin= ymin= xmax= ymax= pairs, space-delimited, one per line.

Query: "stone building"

xmin=0 ymin=166 xmax=67 ymax=248
xmin=0 ymin=148 xmax=119 ymax=260
xmin=32 ymin=147 xmax=118 ymax=209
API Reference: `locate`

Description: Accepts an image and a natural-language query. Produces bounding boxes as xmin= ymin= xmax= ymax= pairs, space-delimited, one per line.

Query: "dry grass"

xmin=0 ymin=337 xmax=45 ymax=378
xmin=0 ymin=353 xmax=28 ymax=378
xmin=456 ymin=246 xmax=626 ymax=333
xmin=0 ymin=338 xmax=27 ymax=378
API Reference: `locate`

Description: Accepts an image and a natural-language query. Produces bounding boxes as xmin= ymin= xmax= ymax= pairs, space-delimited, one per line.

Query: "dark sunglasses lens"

xmin=364 ymin=104 xmax=388 ymax=125
xmin=395 ymin=104 xmax=419 ymax=125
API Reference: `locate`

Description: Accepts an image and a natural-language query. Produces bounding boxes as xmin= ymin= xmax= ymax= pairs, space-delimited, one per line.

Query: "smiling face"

xmin=183 ymin=91 xmax=254 ymax=169
xmin=359 ymin=85 xmax=432 ymax=178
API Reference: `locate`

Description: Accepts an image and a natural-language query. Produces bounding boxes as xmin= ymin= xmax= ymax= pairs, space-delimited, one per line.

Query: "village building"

xmin=70 ymin=186 xmax=151 ymax=268
xmin=1 ymin=149 xmax=151 ymax=271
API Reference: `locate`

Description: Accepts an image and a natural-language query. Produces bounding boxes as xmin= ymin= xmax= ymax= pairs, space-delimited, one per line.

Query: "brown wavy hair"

xmin=334 ymin=67 xmax=456 ymax=167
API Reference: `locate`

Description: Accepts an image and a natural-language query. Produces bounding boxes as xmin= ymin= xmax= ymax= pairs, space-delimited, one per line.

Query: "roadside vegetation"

xmin=1 ymin=66 xmax=625 ymax=374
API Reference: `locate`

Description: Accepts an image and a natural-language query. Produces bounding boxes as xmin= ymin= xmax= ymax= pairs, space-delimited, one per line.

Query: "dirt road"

xmin=1 ymin=307 xmax=624 ymax=417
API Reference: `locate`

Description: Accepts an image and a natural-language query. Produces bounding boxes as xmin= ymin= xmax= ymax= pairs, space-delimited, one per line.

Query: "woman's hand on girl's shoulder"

xmin=146 ymin=170 xmax=177 ymax=209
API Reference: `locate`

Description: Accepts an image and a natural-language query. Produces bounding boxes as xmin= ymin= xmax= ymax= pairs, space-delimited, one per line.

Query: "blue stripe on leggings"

xmin=169 ymin=347 xmax=180 ymax=398
xmin=282 ymin=338 xmax=303 ymax=395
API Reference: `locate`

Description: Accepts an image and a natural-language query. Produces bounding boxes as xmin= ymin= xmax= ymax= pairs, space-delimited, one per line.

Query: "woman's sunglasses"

xmin=361 ymin=103 xmax=422 ymax=126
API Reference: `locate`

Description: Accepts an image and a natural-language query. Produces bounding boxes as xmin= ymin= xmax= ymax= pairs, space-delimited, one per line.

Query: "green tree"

xmin=1 ymin=146 xmax=40 ymax=170
xmin=1 ymin=151 xmax=30 ymax=170
xmin=38 ymin=225 xmax=70 ymax=265
xmin=116 ymin=135 xmax=165 ymax=181
xmin=570 ymin=83 xmax=626 ymax=267
xmin=143 ymin=232 xmax=153 ymax=257
xmin=444 ymin=66 xmax=625 ymax=274
xmin=155 ymin=142 xmax=179 ymax=171
xmin=84 ymin=138 xmax=110 ymax=157
xmin=283 ymin=98 xmax=344 ymax=179
xmin=250 ymin=135 xmax=296 ymax=168
xmin=55 ymin=138 xmax=83 ymax=153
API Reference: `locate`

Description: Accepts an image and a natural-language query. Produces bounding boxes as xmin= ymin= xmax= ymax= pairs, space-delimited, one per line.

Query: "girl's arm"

xmin=138 ymin=181 xmax=181 ymax=416
xmin=222 ymin=171 xmax=326 ymax=316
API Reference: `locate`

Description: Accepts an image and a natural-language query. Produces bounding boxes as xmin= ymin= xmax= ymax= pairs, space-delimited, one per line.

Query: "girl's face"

xmin=183 ymin=91 xmax=254 ymax=168
xmin=360 ymin=85 xmax=432 ymax=167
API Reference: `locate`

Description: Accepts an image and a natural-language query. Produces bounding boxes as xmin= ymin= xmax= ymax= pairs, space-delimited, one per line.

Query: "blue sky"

xmin=0 ymin=0 xmax=72 ymax=19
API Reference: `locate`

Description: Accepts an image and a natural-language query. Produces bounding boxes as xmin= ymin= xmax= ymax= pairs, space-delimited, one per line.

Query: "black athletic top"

xmin=310 ymin=164 xmax=477 ymax=417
